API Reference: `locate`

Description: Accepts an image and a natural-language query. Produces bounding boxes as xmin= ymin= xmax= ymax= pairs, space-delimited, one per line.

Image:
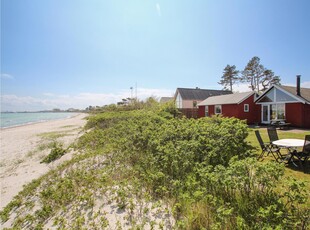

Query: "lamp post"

xmin=130 ymin=87 xmax=133 ymax=100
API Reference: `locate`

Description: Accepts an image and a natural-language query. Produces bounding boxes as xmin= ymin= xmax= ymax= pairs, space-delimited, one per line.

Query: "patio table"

xmin=272 ymin=139 xmax=304 ymax=148
xmin=272 ymin=139 xmax=304 ymax=165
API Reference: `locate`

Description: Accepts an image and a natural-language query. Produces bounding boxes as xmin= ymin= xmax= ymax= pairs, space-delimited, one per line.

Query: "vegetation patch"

xmin=1 ymin=99 xmax=309 ymax=229
xmin=40 ymin=142 xmax=67 ymax=164
xmin=38 ymin=131 xmax=71 ymax=140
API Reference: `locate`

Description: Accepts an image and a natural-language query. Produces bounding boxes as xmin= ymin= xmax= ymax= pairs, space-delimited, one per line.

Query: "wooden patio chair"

xmin=267 ymin=127 xmax=287 ymax=160
xmin=255 ymin=130 xmax=282 ymax=162
xmin=267 ymin=127 xmax=279 ymax=142
xmin=290 ymin=135 xmax=310 ymax=170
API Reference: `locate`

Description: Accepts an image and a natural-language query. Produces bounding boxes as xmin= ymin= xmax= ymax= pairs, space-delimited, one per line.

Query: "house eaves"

xmin=198 ymin=91 xmax=255 ymax=106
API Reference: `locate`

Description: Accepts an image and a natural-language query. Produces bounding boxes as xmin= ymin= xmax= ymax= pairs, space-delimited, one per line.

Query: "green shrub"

xmin=3 ymin=108 xmax=308 ymax=229
xmin=40 ymin=142 xmax=67 ymax=164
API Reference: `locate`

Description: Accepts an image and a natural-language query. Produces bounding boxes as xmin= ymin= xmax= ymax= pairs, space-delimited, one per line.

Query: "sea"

xmin=0 ymin=112 xmax=78 ymax=129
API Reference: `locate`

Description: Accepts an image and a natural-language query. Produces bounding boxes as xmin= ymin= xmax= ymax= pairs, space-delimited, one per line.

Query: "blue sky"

xmin=1 ymin=0 xmax=310 ymax=111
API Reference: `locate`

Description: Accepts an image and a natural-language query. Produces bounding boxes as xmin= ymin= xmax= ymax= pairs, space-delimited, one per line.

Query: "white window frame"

xmin=205 ymin=106 xmax=209 ymax=117
xmin=215 ymin=105 xmax=222 ymax=114
xmin=175 ymin=93 xmax=182 ymax=108
xmin=244 ymin=104 xmax=249 ymax=112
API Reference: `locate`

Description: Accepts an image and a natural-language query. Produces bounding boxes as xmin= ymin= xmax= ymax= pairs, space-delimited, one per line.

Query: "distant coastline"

xmin=1 ymin=109 xmax=83 ymax=114
xmin=0 ymin=112 xmax=82 ymax=129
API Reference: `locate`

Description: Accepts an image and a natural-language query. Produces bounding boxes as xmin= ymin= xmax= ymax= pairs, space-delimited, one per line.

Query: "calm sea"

xmin=0 ymin=112 xmax=78 ymax=128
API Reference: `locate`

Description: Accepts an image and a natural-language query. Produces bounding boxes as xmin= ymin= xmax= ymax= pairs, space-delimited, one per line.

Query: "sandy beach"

xmin=0 ymin=113 xmax=88 ymax=209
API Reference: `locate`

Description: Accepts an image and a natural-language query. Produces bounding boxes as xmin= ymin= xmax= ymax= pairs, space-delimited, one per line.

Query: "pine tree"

xmin=218 ymin=65 xmax=239 ymax=91
xmin=241 ymin=56 xmax=280 ymax=92
xmin=261 ymin=69 xmax=281 ymax=91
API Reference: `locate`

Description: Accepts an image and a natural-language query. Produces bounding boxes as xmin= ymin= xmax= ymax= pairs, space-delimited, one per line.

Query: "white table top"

xmin=272 ymin=139 xmax=304 ymax=148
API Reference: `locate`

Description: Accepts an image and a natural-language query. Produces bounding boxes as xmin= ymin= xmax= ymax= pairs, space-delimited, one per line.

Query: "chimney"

xmin=296 ymin=75 xmax=301 ymax=96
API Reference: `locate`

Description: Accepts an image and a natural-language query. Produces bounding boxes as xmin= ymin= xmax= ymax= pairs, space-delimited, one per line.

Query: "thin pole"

xmin=135 ymin=82 xmax=137 ymax=100
xmin=130 ymin=87 xmax=133 ymax=99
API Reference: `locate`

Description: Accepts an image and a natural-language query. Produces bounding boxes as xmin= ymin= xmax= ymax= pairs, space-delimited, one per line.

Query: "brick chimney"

xmin=296 ymin=75 xmax=301 ymax=96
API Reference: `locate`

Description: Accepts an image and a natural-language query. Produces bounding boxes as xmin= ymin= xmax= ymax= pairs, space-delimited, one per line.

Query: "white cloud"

xmin=135 ymin=87 xmax=174 ymax=99
xmin=232 ymin=83 xmax=252 ymax=93
xmin=303 ymin=81 xmax=310 ymax=88
xmin=0 ymin=73 xmax=14 ymax=79
xmin=232 ymin=81 xmax=310 ymax=93
xmin=0 ymin=88 xmax=174 ymax=112
xmin=156 ymin=3 xmax=161 ymax=17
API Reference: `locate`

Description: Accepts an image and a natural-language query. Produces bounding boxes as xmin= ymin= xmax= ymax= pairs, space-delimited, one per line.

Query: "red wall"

xmin=236 ymin=95 xmax=261 ymax=124
xmin=198 ymin=106 xmax=205 ymax=118
xmin=303 ymin=104 xmax=310 ymax=128
xmin=286 ymin=103 xmax=310 ymax=128
xmin=209 ymin=105 xmax=215 ymax=116
xmin=197 ymin=95 xmax=260 ymax=124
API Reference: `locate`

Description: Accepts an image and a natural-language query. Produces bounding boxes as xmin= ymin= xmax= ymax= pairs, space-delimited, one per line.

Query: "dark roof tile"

xmin=176 ymin=88 xmax=232 ymax=100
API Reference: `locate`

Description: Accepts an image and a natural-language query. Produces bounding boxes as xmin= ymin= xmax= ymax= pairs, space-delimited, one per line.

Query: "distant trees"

xmin=241 ymin=56 xmax=281 ymax=91
xmin=218 ymin=65 xmax=239 ymax=91
xmin=218 ymin=56 xmax=281 ymax=92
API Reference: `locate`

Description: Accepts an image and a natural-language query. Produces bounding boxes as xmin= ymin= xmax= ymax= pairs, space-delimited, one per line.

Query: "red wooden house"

xmin=198 ymin=91 xmax=260 ymax=124
xmin=255 ymin=76 xmax=310 ymax=128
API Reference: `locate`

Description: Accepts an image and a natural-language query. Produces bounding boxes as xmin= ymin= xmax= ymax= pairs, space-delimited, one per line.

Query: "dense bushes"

xmin=78 ymin=108 xmax=309 ymax=229
xmin=3 ymin=102 xmax=307 ymax=229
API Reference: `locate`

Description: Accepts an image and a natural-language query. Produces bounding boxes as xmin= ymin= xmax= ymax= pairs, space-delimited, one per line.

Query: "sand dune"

xmin=0 ymin=113 xmax=88 ymax=209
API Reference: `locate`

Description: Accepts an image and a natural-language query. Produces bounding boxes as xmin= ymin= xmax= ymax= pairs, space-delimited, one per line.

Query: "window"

xmin=275 ymin=88 xmax=297 ymax=102
xmin=271 ymin=104 xmax=285 ymax=120
xmin=270 ymin=104 xmax=285 ymax=120
xmin=244 ymin=104 xmax=249 ymax=112
xmin=259 ymin=90 xmax=274 ymax=103
xmin=205 ymin=106 xmax=209 ymax=117
xmin=215 ymin=105 xmax=222 ymax=114
xmin=193 ymin=101 xmax=198 ymax=108
xmin=175 ymin=93 xmax=182 ymax=108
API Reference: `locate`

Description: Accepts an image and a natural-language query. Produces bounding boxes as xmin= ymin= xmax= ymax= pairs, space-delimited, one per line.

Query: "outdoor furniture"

xmin=267 ymin=127 xmax=279 ymax=142
xmin=270 ymin=120 xmax=291 ymax=130
xmin=267 ymin=127 xmax=287 ymax=160
xmin=289 ymin=135 xmax=310 ymax=169
xmin=255 ymin=130 xmax=282 ymax=162
xmin=272 ymin=138 xmax=305 ymax=167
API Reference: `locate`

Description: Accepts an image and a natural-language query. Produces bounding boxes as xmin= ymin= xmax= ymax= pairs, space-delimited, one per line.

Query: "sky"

xmin=1 ymin=0 xmax=310 ymax=111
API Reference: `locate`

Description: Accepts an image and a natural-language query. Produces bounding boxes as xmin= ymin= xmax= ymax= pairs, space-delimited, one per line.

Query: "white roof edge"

xmin=236 ymin=91 xmax=256 ymax=104
xmin=256 ymin=84 xmax=307 ymax=104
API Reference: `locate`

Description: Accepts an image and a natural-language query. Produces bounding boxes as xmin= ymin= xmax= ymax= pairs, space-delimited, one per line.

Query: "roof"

xmin=159 ymin=97 xmax=173 ymax=103
xmin=198 ymin=91 xmax=255 ymax=106
xmin=255 ymin=84 xmax=310 ymax=104
xmin=279 ymin=85 xmax=310 ymax=103
xmin=175 ymin=88 xmax=232 ymax=101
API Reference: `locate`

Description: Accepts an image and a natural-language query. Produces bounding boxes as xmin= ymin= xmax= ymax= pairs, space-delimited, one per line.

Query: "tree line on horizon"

xmin=218 ymin=56 xmax=281 ymax=92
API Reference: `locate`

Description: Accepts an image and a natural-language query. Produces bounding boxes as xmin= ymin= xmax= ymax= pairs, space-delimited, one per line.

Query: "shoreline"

xmin=0 ymin=113 xmax=88 ymax=209
xmin=1 ymin=112 xmax=86 ymax=130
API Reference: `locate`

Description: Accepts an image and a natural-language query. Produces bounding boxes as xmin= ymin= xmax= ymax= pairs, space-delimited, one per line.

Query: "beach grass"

xmin=38 ymin=131 xmax=71 ymax=140
xmin=1 ymin=111 xmax=309 ymax=229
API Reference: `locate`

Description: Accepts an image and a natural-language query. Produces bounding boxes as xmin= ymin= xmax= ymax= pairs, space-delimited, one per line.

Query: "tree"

xmin=261 ymin=69 xmax=281 ymax=91
xmin=241 ymin=56 xmax=280 ymax=92
xmin=218 ymin=65 xmax=239 ymax=91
